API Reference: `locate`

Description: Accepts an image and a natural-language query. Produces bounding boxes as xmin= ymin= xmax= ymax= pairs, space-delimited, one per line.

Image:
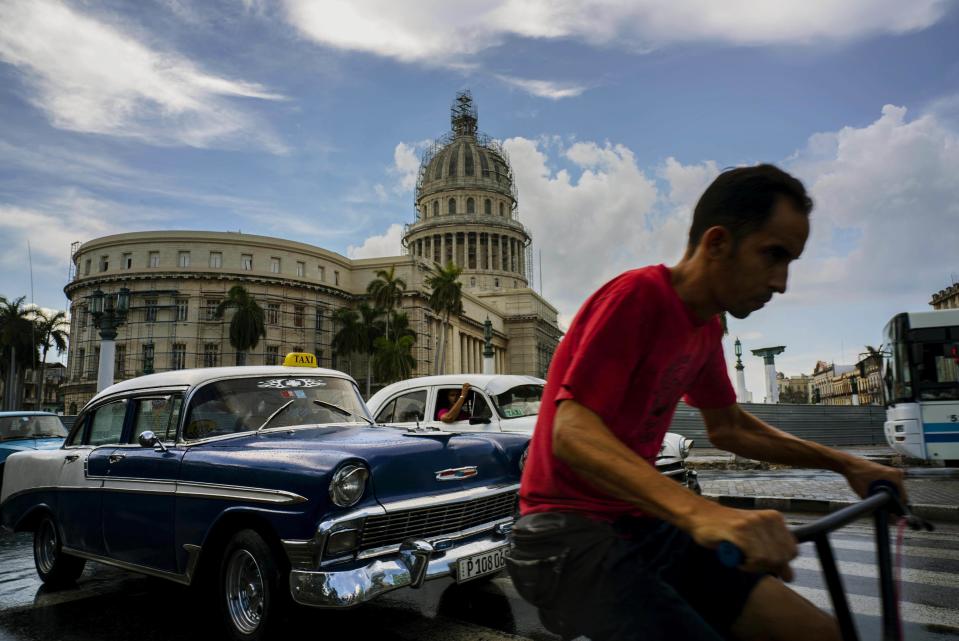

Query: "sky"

xmin=0 ymin=0 xmax=957 ymax=397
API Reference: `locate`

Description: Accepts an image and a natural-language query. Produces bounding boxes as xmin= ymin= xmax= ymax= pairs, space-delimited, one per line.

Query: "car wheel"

xmin=218 ymin=529 xmax=287 ymax=641
xmin=33 ymin=514 xmax=85 ymax=586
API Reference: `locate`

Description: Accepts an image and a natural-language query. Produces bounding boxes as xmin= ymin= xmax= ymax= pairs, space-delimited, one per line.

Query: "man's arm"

xmin=553 ymin=399 xmax=798 ymax=579
xmin=439 ymin=383 xmax=471 ymax=424
xmin=701 ymin=404 xmax=905 ymax=499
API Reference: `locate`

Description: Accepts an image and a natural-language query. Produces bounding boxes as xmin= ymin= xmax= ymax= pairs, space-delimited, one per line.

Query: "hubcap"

xmin=225 ymin=549 xmax=265 ymax=634
xmin=35 ymin=519 xmax=58 ymax=575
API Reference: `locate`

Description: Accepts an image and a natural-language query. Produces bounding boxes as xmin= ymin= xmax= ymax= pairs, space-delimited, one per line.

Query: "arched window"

xmin=433 ymin=200 xmax=439 ymax=217
xmin=499 ymin=203 xmax=505 ymax=216
xmin=464 ymin=149 xmax=474 ymax=176
xmin=479 ymin=151 xmax=490 ymax=177
xmin=494 ymin=278 xmax=500 ymax=288
xmin=448 ymin=146 xmax=458 ymax=177
xmin=448 ymin=198 xmax=456 ymax=215
xmin=466 ymin=198 xmax=475 ymax=214
xmin=484 ymin=199 xmax=491 ymax=215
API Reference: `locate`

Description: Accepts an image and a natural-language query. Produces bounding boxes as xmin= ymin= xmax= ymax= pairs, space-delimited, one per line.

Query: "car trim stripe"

xmin=61 ymin=546 xmax=192 ymax=585
xmin=2 ymin=480 xmax=307 ymax=505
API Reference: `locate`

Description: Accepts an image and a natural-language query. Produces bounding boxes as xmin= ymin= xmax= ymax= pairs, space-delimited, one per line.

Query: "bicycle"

xmin=718 ymin=478 xmax=936 ymax=641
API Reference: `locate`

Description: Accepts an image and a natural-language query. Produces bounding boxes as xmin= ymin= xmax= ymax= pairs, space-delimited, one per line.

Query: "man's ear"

xmin=701 ymin=225 xmax=733 ymax=259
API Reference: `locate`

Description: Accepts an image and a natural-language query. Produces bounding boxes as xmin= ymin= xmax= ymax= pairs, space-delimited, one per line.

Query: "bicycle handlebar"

xmin=716 ymin=480 xmax=933 ymax=569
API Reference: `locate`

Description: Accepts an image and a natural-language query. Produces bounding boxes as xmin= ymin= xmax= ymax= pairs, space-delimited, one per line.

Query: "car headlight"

xmin=679 ymin=438 xmax=694 ymax=459
xmin=329 ymin=464 xmax=369 ymax=507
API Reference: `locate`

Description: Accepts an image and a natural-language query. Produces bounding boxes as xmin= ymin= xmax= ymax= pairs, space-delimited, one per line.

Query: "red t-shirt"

xmin=520 ymin=264 xmax=735 ymax=521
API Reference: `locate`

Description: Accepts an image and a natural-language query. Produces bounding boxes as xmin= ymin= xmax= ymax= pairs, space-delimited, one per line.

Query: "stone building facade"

xmin=931 ymin=282 xmax=959 ymax=310
xmin=808 ymin=353 xmax=883 ymax=406
xmin=776 ymin=373 xmax=811 ymax=404
xmin=61 ymin=93 xmax=562 ymax=412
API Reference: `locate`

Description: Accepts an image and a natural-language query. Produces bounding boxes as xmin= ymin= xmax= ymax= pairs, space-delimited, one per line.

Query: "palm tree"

xmin=214 ymin=285 xmax=266 ymax=365
xmin=424 ymin=262 xmax=463 ymax=375
xmin=0 ymin=296 xmax=38 ymax=410
xmin=31 ymin=308 xmax=69 ymax=409
xmin=331 ymin=308 xmax=364 ymax=375
xmin=366 ymin=266 xmax=406 ymax=340
xmin=372 ymin=335 xmax=416 ymax=384
xmin=390 ymin=310 xmax=417 ymax=342
xmin=357 ymin=303 xmax=384 ymax=397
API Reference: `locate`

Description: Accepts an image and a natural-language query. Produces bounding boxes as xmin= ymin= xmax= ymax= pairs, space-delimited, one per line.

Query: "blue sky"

xmin=1 ymin=0 xmax=958 ymax=397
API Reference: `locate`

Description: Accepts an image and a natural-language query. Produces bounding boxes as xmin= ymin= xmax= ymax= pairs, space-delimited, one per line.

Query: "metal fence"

xmin=670 ymin=402 xmax=887 ymax=446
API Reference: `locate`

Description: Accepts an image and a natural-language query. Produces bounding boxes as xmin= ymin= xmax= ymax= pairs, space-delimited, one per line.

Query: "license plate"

xmin=455 ymin=545 xmax=508 ymax=583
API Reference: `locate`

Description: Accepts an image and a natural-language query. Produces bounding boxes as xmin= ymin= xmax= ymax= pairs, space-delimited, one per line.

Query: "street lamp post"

xmin=90 ymin=287 xmax=130 ymax=392
xmin=482 ymin=317 xmax=495 ymax=375
xmin=733 ymin=338 xmax=750 ymax=403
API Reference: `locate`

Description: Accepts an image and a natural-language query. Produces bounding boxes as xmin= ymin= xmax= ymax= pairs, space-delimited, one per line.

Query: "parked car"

xmin=1 ymin=357 xmax=527 ymax=641
xmin=368 ymin=374 xmax=700 ymax=493
xmin=0 ymin=411 xmax=67 ymax=497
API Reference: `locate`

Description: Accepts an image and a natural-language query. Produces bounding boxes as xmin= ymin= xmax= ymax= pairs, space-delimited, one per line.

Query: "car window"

xmin=374 ymin=399 xmax=396 ymax=423
xmin=436 ymin=387 xmax=490 ymax=421
xmin=65 ymin=414 xmax=87 ymax=447
xmin=392 ymin=390 xmax=426 ymax=423
xmin=88 ymin=400 xmax=129 ymax=446
xmin=130 ymin=396 xmax=182 ymax=444
xmin=492 ymin=384 xmax=543 ymax=419
xmin=470 ymin=392 xmax=493 ymax=420
xmin=0 ymin=415 xmax=67 ymax=442
xmin=183 ymin=376 xmax=371 ymax=441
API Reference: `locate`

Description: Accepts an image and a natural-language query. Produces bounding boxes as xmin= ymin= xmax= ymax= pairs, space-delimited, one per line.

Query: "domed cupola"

xmin=403 ymin=91 xmax=531 ymax=291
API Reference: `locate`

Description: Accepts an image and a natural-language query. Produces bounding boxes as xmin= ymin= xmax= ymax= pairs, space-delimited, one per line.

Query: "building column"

xmin=486 ymin=233 xmax=492 ymax=271
xmin=440 ymin=234 xmax=446 ymax=266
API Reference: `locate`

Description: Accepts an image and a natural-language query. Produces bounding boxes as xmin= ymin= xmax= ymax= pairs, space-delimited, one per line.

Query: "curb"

xmin=703 ymin=493 xmax=959 ymax=523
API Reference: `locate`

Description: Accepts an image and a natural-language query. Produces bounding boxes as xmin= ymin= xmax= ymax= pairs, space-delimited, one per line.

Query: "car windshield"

xmin=492 ymin=384 xmax=544 ymax=419
xmin=183 ymin=376 xmax=372 ymax=441
xmin=0 ymin=415 xmax=67 ymax=442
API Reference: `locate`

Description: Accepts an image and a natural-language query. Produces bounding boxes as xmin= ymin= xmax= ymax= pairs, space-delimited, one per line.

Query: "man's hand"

xmin=687 ymin=504 xmax=798 ymax=581
xmin=842 ymin=457 xmax=907 ymax=502
xmin=461 ymin=382 xmax=471 ymax=396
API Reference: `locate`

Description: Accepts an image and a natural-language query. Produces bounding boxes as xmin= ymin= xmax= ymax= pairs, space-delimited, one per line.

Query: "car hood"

xmin=185 ymin=424 xmax=529 ymax=505
xmin=0 ymin=437 xmax=64 ymax=454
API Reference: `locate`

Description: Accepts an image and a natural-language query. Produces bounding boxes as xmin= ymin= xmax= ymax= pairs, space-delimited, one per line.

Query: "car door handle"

xmin=108 ymin=454 xmax=126 ymax=464
xmin=64 ymin=454 xmax=79 ymax=462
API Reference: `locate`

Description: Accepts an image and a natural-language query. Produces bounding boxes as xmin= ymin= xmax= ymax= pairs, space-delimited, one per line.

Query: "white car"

xmin=367 ymin=375 xmax=700 ymax=493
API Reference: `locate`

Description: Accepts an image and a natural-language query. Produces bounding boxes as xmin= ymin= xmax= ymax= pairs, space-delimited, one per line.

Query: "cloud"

xmin=0 ymin=0 xmax=288 ymax=151
xmin=347 ymin=224 xmax=405 ymax=259
xmin=281 ymin=0 xmax=950 ymax=67
xmin=494 ymin=75 xmax=587 ymax=100
xmin=389 ymin=140 xmax=430 ymax=193
xmin=503 ymin=137 xmax=666 ymax=316
xmin=785 ymin=104 xmax=959 ymax=305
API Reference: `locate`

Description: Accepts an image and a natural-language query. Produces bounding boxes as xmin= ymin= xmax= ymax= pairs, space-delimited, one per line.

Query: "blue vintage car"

xmin=0 ymin=361 xmax=527 ymax=641
xmin=0 ymin=411 xmax=67 ymax=497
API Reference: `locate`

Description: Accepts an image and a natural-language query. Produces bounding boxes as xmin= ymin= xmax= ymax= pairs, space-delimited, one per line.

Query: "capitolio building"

xmin=61 ymin=92 xmax=562 ymax=411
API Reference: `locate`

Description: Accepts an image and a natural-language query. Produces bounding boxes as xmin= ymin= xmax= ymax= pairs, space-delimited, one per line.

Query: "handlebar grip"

xmin=717 ymin=541 xmax=744 ymax=568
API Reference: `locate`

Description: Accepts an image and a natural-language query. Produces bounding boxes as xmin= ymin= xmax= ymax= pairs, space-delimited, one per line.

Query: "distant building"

xmin=60 ymin=92 xmax=562 ymax=412
xmin=5 ymin=363 xmax=67 ymax=413
xmin=777 ymin=372 xmax=811 ymax=404
xmin=809 ymin=353 xmax=883 ymax=406
xmin=931 ymin=282 xmax=959 ymax=310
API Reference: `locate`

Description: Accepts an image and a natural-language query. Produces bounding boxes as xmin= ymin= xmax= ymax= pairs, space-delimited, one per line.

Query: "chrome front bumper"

xmin=289 ymin=529 xmax=510 ymax=608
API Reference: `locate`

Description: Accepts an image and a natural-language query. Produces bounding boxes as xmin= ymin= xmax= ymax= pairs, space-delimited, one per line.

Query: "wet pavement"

xmin=3 ymin=515 xmax=958 ymax=640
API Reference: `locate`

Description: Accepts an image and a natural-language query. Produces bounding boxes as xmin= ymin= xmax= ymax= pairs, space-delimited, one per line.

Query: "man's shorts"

xmin=506 ymin=512 xmax=765 ymax=641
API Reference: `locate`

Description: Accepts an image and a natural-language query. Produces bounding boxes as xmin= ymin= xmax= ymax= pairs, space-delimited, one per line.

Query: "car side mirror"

xmin=468 ymin=416 xmax=491 ymax=425
xmin=138 ymin=430 xmax=168 ymax=452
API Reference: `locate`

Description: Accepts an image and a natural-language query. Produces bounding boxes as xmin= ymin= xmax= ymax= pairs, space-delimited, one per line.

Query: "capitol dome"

xmin=404 ymin=91 xmax=530 ymax=291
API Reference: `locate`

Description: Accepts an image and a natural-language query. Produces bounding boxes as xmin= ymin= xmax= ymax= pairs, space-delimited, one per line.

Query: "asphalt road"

xmin=1 ymin=514 xmax=957 ymax=640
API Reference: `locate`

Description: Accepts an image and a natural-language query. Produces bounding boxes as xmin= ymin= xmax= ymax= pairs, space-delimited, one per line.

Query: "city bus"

xmin=883 ymin=309 xmax=959 ymax=464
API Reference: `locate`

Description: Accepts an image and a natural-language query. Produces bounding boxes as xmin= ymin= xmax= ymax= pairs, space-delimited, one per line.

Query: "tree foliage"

xmin=424 ymin=262 xmax=463 ymax=375
xmin=214 ymin=285 xmax=266 ymax=357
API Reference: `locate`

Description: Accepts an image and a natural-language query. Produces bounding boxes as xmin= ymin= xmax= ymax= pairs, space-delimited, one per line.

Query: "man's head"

xmin=687 ymin=164 xmax=812 ymax=319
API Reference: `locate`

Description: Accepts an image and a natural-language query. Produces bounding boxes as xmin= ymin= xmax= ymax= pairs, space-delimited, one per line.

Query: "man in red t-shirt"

xmin=507 ymin=164 xmax=904 ymax=641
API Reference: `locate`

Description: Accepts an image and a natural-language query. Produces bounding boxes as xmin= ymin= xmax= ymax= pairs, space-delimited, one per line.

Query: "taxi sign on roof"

xmin=283 ymin=352 xmax=318 ymax=368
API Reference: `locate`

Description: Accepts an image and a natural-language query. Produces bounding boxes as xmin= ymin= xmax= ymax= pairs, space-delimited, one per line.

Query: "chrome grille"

xmin=360 ymin=490 xmax=517 ymax=550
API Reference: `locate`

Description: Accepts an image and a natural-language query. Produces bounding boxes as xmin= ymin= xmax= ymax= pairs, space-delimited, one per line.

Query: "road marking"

xmin=826 ymin=538 xmax=959 ymax=561
xmin=790 ymin=556 xmax=959 ymax=589
xmin=790 ymin=585 xmax=959 ymax=629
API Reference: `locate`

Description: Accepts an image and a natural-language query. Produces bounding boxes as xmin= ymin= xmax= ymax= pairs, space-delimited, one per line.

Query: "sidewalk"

xmin=690 ymin=446 xmax=959 ymax=522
